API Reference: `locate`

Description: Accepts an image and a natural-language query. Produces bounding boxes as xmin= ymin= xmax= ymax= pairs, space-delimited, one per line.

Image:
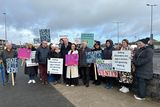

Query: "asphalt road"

xmin=0 ymin=66 xmax=75 ymax=107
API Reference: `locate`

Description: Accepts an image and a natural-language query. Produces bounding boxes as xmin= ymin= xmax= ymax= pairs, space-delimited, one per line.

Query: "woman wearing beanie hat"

xmin=91 ymin=41 xmax=102 ymax=85
xmin=133 ymin=39 xmax=153 ymax=100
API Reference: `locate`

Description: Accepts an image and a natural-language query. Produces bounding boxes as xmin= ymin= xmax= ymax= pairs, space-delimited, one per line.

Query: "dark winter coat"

xmin=133 ymin=46 xmax=154 ymax=79
xmin=35 ymin=46 xmax=50 ymax=64
xmin=103 ymin=47 xmax=115 ymax=60
xmin=0 ymin=49 xmax=17 ymax=66
xmin=60 ymin=42 xmax=71 ymax=59
xmin=78 ymin=47 xmax=91 ymax=67
xmin=48 ymin=50 xmax=61 ymax=59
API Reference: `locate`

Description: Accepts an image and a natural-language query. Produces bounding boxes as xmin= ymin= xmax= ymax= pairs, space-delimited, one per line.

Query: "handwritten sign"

xmin=39 ymin=29 xmax=51 ymax=42
xmin=65 ymin=54 xmax=79 ymax=66
xmin=47 ymin=58 xmax=63 ymax=74
xmin=86 ymin=50 xmax=102 ymax=63
xmin=112 ymin=50 xmax=131 ymax=72
xmin=18 ymin=48 xmax=31 ymax=59
xmin=96 ymin=59 xmax=118 ymax=77
xmin=26 ymin=51 xmax=38 ymax=67
xmin=81 ymin=33 xmax=94 ymax=48
xmin=6 ymin=58 xmax=18 ymax=73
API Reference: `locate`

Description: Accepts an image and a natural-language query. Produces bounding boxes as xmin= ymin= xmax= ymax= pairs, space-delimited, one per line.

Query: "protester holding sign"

xmin=48 ymin=44 xmax=62 ymax=85
xmin=0 ymin=42 xmax=17 ymax=84
xmin=133 ymin=38 xmax=153 ymax=100
xmin=91 ymin=41 xmax=102 ymax=86
xmin=35 ymin=41 xmax=50 ymax=85
xmin=66 ymin=43 xmax=79 ymax=87
xmin=60 ymin=38 xmax=71 ymax=83
xmin=79 ymin=40 xmax=91 ymax=87
xmin=118 ymin=39 xmax=134 ymax=93
xmin=103 ymin=39 xmax=116 ymax=89
xmin=25 ymin=43 xmax=38 ymax=84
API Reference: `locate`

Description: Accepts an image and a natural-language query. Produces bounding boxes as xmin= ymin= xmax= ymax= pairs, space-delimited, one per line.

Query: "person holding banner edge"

xmin=103 ymin=39 xmax=116 ymax=89
xmin=91 ymin=41 xmax=102 ymax=86
xmin=0 ymin=42 xmax=17 ymax=84
xmin=79 ymin=40 xmax=91 ymax=87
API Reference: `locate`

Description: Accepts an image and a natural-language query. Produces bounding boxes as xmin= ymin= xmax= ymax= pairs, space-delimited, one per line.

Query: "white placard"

xmin=112 ymin=50 xmax=131 ymax=72
xmin=26 ymin=51 xmax=38 ymax=67
xmin=47 ymin=58 xmax=63 ymax=74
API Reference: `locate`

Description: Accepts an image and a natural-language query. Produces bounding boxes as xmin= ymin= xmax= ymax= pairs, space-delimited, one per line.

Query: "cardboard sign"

xmin=6 ymin=58 xmax=18 ymax=73
xmin=47 ymin=58 xmax=63 ymax=74
xmin=26 ymin=51 xmax=38 ymax=67
xmin=39 ymin=29 xmax=51 ymax=42
xmin=86 ymin=50 xmax=102 ymax=63
xmin=81 ymin=33 xmax=94 ymax=48
xmin=112 ymin=50 xmax=131 ymax=72
xmin=96 ymin=59 xmax=118 ymax=77
xmin=18 ymin=48 xmax=31 ymax=59
xmin=65 ymin=54 xmax=79 ymax=66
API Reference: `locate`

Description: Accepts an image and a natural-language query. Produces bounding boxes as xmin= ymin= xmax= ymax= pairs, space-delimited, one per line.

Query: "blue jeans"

xmin=29 ymin=74 xmax=36 ymax=80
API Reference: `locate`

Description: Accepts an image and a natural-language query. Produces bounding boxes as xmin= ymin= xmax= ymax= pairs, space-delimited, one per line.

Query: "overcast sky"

xmin=0 ymin=0 xmax=160 ymax=44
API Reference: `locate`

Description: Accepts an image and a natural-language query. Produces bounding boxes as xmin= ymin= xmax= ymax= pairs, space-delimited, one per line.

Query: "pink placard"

xmin=65 ymin=54 xmax=79 ymax=66
xmin=18 ymin=48 xmax=31 ymax=59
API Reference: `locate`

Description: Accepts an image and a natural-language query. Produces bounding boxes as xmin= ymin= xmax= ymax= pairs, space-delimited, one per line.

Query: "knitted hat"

xmin=138 ymin=38 xmax=149 ymax=44
xmin=95 ymin=41 xmax=101 ymax=45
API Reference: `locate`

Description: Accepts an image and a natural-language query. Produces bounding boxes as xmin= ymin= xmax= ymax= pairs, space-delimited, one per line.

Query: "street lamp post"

xmin=3 ymin=12 xmax=7 ymax=41
xmin=113 ymin=22 xmax=123 ymax=44
xmin=146 ymin=4 xmax=157 ymax=41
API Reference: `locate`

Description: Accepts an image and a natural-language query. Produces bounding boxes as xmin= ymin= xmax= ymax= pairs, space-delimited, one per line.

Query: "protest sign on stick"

xmin=81 ymin=33 xmax=94 ymax=48
xmin=18 ymin=48 xmax=31 ymax=66
xmin=39 ymin=29 xmax=51 ymax=42
xmin=6 ymin=58 xmax=18 ymax=86
xmin=86 ymin=51 xmax=102 ymax=63
xmin=86 ymin=51 xmax=102 ymax=80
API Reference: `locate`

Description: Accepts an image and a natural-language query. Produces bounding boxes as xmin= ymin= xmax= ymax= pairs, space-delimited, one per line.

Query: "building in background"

xmin=0 ymin=39 xmax=6 ymax=52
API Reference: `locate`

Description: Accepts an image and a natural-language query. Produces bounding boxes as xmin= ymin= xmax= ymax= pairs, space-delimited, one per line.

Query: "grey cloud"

xmin=0 ymin=0 xmax=160 ymax=43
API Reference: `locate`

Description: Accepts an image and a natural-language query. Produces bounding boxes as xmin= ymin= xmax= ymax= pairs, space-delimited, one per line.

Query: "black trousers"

xmin=136 ymin=77 xmax=149 ymax=98
xmin=80 ymin=67 xmax=90 ymax=85
xmin=54 ymin=74 xmax=61 ymax=81
xmin=63 ymin=66 xmax=67 ymax=83
xmin=66 ymin=78 xmax=78 ymax=85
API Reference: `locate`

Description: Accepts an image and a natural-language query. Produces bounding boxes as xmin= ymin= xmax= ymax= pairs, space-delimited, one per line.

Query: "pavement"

xmin=0 ymin=69 xmax=75 ymax=107
xmin=51 ymin=83 xmax=160 ymax=107
xmin=0 ymin=59 xmax=159 ymax=107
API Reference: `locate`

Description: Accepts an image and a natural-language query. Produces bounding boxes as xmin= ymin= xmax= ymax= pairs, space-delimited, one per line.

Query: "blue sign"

xmin=86 ymin=50 xmax=102 ymax=63
xmin=39 ymin=29 xmax=51 ymax=42
xmin=6 ymin=58 xmax=18 ymax=73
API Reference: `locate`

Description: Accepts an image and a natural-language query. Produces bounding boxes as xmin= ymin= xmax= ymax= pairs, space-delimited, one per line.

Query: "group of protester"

xmin=0 ymin=37 xmax=154 ymax=101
